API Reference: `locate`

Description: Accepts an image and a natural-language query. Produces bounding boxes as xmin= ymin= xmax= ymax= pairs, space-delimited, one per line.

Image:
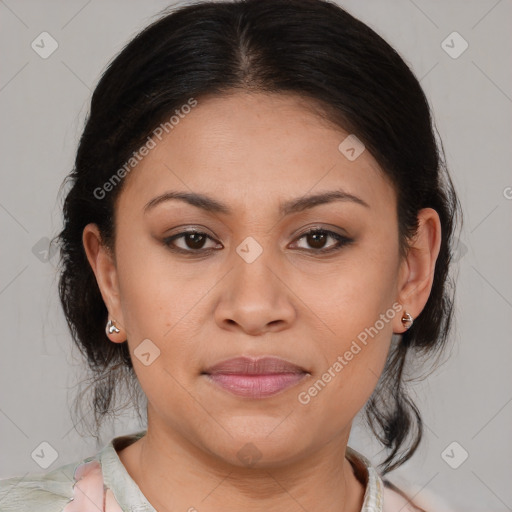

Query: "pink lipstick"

xmin=202 ymin=356 xmax=309 ymax=399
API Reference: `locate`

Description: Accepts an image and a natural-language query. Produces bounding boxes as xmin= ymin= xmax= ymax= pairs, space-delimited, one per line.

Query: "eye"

xmin=290 ymin=228 xmax=353 ymax=253
xmin=163 ymin=230 xmax=222 ymax=253
xmin=163 ymin=227 xmax=353 ymax=255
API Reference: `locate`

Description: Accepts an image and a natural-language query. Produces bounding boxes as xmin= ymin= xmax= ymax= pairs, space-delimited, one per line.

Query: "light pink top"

xmin=0 ymin=430 xmax=453 ymax=511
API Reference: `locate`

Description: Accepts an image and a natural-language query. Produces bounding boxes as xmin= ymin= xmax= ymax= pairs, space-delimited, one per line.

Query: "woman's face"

xmin=84 ymin=92 xmax=437 ymax=468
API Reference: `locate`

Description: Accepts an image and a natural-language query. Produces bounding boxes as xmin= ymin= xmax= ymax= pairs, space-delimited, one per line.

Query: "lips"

xmin=203 ymin=356 xmax=307 ymax=375
xmin=202 ymin=356 xmax=309 ymax=399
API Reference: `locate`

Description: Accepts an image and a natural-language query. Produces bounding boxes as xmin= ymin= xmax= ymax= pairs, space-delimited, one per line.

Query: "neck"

xmin=118 ymin=419 xmax=365 ymax=512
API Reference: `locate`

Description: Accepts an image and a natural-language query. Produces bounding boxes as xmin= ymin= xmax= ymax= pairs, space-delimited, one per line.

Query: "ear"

xmin=394 ymin=208 xmax=442 ymax=334
xmin=82 ymin=223 xmax=126 ymax=343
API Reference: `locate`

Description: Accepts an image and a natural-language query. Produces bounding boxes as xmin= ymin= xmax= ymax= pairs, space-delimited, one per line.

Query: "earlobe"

xmin=394 ymin=208 xmax=442 ymax=333
xmin=82 ymin=224 xmax=126 ymax=342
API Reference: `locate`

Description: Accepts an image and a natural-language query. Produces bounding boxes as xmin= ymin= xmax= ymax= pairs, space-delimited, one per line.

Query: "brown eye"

xmin=182 ymin=232 xmax=207 ymax=249
xmin=305 ymin=231 xmax=328 ymax=249
xmin=163 ymin=230 xmax=221 ymax=253
xmin=292 ymin=229 xmax=353 ymax=253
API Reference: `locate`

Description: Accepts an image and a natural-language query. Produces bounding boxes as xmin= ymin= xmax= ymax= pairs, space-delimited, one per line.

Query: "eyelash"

xmin=163 ymin=228 xmax=353 ymax=255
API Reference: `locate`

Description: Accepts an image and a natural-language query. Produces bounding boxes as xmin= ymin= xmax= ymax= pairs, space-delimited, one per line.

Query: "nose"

xmin=214 ymin=249 xmax=297 ymax=336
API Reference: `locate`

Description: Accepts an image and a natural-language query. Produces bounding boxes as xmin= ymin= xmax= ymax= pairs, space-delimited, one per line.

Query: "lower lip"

xmin=204 ymin=373 xmax=307 ymax=398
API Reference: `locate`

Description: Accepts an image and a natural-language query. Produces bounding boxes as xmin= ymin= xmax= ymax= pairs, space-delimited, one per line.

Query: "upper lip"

xmin=203 ymin=356 xmax=308 ymax=375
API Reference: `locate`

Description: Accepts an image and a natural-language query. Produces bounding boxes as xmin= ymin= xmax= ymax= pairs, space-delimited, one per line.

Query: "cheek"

xmin=114 ymin=231 xmax=192 ymax=333
xmin=296 ymin=323 xmax=393 ymax=431
xmin=294 ymin=228 xmax=399 ymax=342
xmin=292 ymin=228 xmax=398 ymax=410
xmin=114 ymin=235 xmax=212 ymax=393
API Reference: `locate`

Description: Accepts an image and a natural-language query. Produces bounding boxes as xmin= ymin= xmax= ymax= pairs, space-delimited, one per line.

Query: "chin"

xmin=204 ymin=424 xmax=311 ymax=469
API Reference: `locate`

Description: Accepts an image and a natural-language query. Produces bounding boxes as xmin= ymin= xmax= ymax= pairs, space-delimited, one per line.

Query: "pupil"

xmin=187 ymin=233 xmax=205 ymax=249
xmin=308 ymin=231 xmax=326 ymax=249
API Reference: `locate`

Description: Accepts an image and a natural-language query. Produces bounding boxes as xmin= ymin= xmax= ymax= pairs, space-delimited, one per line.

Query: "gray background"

xmin=0 ymin=0 xmax=511 ymax=510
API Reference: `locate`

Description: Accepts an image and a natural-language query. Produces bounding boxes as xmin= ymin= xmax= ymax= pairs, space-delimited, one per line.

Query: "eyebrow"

xmin=143 ymin=189 xmax=369 ymax=216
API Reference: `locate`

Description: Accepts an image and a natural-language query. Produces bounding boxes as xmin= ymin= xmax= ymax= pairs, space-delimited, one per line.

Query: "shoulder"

xmin=0 ymin=456 xmax=106 ymax=512
xmin=345 ymin=446 xmax=455 ymax=512
xmin=0 ymin=460 xmax=79 ymax=512
xmin=0 ymin=430 xmax=146 ymax=512
xmin=383 ymin=481 xmax=427 ymax=512
xmin=382 ymin=478 xmax=458 ymax=512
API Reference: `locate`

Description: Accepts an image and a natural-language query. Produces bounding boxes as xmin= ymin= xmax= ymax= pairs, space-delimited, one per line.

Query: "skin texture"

xmin=83 ymin=91 xmax=441 ymax=512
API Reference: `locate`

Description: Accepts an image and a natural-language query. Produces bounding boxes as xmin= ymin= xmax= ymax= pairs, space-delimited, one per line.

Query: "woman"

xmin=0 ymin=0 xmax=462 ymax=510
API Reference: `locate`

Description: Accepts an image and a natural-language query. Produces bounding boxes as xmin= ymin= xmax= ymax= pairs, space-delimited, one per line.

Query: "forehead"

xmin=117 ymin=92 xmax=395 ymax=217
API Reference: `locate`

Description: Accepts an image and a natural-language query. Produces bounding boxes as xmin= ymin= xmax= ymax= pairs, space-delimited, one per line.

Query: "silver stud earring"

xmin=401 ymin=312 xmax=414 ymax=330
xmin=106 ymin=319 xmax=120 ymax=335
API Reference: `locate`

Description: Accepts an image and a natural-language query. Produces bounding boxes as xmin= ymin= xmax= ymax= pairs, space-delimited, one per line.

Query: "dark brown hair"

xmin=53 ymin=0 xmax=462 ymax=473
